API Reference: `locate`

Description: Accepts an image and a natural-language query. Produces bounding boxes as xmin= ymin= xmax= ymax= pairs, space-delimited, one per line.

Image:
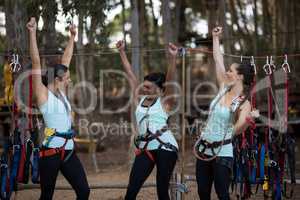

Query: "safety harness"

xmin=231 ymin=56 xmax=296 ymax=200
xmin=39 ymin=128 xmax=75 ymax=162
xmin=31 ymin=123 xmax=40 ymax=184
xmin=39 ymin=88 xmax=75 ymax=162
xmin=281 ymin=55 xmax=296 ymax=199
xmin=134 ymin=97 xmax=178 ymax=162
xmin=231 ymin=59 xmax=259 ymax=199
xmin=0 ymin=141 xmax=10 ymax=200
xmin=9 ymin=129 xmax=21 ymax=195
xmin=193 ymin=85 xmax=246 ymax=161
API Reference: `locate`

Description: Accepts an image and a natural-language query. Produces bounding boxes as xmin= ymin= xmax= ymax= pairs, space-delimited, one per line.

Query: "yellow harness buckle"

xmin=263 ymin=176 xmax=269 ymax=191
xmin=44 ymin=128 xmax=56 ymax=137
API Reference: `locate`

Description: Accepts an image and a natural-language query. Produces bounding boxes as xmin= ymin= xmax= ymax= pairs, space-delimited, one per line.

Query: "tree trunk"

xmin=75 ymin=12 xmax=88 ymax=122
xmin=41 ymin=0 xmax=58 ymax=67
xmin=128 ymin=0 xmax=141 ymax=164
xmin=149 ymin=0 xmax=159 ymax=44
xmin=130 ymin=0 xmax=141 ymax=77
xmin=262 ymin=0 xmax=272 ymax=53
xmin=206 ymin=0 xmax=218 ymax=83
xmin=253 ymin=0 xmax=258 ymax=55
xmin=41 ymin=1 xmax=57 ymax=54
xmin=138 ymin=0 xmax=146 ymax=77
xmin=271 ymin=0 xmax=277 ymax=55
xmin=206 ymin=0 xmax=218 ymax=34
xmin=86 ymin=16 xmax=97 ymax=83
xmin=162 ymin=0 xmax=174 ymax=44
xmin=162 ymin=2 xmax=179 ymax=199
xmin=121 ymin=0 xmax=127 ymax=42
xmin=219 ymin=0 xmax=232 ymax=64
xmin=4 ymin=0 xmax=28 ymax=54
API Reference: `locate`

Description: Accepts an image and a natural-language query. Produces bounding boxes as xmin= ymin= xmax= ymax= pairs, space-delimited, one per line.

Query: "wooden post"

xmin=180 ymin=48 xmax=186 ymax=200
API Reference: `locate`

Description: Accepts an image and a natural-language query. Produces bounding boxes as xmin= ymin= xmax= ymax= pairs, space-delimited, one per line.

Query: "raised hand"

xmin=27 ymin=17 xmax=37 ymax=32
xmin=168 ymin=43 xmax=178 ymax=57
xmin=69 ymin=24 xmax=77 ymax=37
xmin=116 ymin=40 xmax=125 ymax=51
xmin=212 ymin=26 xmax=223 ymax=37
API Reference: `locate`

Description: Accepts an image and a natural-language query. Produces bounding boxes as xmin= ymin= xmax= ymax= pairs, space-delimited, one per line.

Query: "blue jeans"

xmin=196 ymin=156 xmax=233 ymax=200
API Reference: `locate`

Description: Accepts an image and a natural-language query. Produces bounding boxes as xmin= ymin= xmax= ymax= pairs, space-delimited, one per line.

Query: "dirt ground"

xmin=15 ymin=140 xmax=300 ymax=200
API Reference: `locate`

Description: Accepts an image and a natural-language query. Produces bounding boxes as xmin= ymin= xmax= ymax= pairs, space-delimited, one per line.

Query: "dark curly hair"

xmin=42 ymin=64 xmax=68 ymax=86
xmin=144 ymin=72 xmax=166 ymax=90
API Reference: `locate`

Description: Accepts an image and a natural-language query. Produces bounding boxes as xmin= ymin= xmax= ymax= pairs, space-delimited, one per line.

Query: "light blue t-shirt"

xmin=200 ymin=87 xmax=234 ymax=157
xmin=135 ymin=96 xmax=178 ymax=151
xmin=39 ymin=90 xmax=74 ymax=150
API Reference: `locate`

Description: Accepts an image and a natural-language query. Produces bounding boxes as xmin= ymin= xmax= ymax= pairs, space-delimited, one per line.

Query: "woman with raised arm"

xmin=116 ymin=40 xmax=179 ymax=200
xmin=27 ymin=17 xmax=90 ymax=200
xmin=194 ymin=27 xmax=254 ymax=200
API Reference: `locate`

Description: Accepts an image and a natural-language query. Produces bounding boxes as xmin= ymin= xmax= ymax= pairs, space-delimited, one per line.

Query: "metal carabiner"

xmin=269 ymin=56 xmax=276 ymax=72
xmin=251 ymin=56 xmax=257 ymax=75
xmin=12 ymin=144 xmax=20 ymax=155
xmin=14 ymin=54 xmax=22 ymax=72
xmin=263 ymin=56 xmax=272 ymax=75
xmin=281 ymin=54 xmax=291 ymax=73
xmin=178 ymin=47 xmax=186 ymax=56
xmin=9 ymin=53 xmax=22 ymax=72
xmin=9 ymin=54 xmax=16 ymax=71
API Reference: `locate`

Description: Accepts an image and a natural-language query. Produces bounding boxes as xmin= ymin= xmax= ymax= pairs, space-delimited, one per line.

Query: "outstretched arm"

xmin=163 ymin=43 xmax=178 ymax=111
xmin=27 ymin=17 xmax=48 ymax=106
xmin=212 ymin=27 xmax=227 ymax=86
xmin=116 ymin=40 xmax=139 ymax=102
xmin=61 ymin=24 xmax=76 ymax=67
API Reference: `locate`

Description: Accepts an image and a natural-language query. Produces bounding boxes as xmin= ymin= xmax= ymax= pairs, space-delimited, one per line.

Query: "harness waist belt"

xmin=41 ymin=129 xmax=75 ymax=161
xmin=134 ymin=126 xmax=178 ymax=162
xmin=54 ymin=133 xmax=74 ymax=140
xmin=200 ymin=138 xmax=232 ymax=148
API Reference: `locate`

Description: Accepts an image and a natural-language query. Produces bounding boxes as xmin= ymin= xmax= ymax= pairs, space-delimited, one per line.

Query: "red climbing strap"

xmin=17 ymin=144 xmax=26 ymax=182
xmin=39 ymin=138 xmax=69 ymax=161
xmin=134 ymin=143 xmax=155 ymax=162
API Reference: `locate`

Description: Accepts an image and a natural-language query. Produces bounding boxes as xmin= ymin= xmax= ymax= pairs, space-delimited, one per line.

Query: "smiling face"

xmin=142 ymin=80 xmax=162 ymax=96
xmin=55 ymin=70 xmax=71 ymax=90
xmin=225 ymin=63 xmax=244 ymax=83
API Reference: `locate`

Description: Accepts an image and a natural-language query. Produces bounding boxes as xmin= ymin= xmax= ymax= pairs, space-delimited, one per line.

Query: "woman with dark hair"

xmin=116 ymin=40 xmax=179 ymax=200
xmin=194 ymin=27 xmax=255 ymax=200
xmin=27 ymin=17 xmax=90 ymax=200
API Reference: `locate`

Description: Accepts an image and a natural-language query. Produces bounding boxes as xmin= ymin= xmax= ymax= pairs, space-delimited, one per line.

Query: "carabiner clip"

xmin=178 ymin=47 xmax=186 ymax=57
xmin=14 ymin=54 xmax=21 ymax=72
xmin=12 ymin=144 xmax=20 ymax=155
xmin=9 ymin=54 xmax=16 ymax=69
xmin=269 ymin=56 xmax=276 ymax=72
xmin=250 ymin=56 xmax=257 ymax=75
xmin=281 ymin=54 xmax=291 ymax=73
xmin=9 ymin=53 xmax=22 ymax=72
xmin=263 ymin=56 xmax=272 ymax=75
